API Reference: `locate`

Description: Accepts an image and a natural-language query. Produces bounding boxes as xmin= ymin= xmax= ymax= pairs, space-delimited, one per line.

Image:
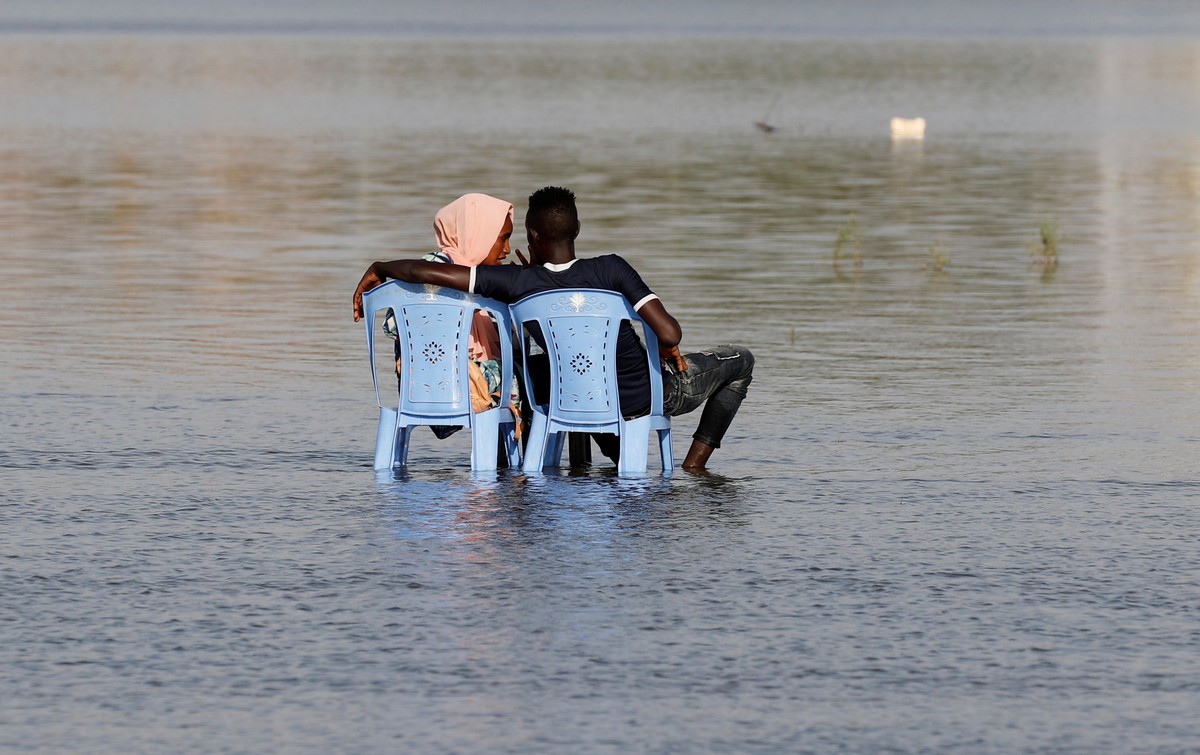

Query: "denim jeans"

xmin=662 ymin=344 xmax=754 ymax=449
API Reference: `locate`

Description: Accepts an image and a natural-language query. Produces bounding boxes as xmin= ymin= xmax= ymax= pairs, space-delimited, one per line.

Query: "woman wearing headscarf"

xmin=384 ymin=193 xmax=519 ymax=437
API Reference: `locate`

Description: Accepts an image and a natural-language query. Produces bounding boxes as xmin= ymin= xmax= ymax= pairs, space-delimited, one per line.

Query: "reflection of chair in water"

xmin=361 ymin=280 xmax=520 ymax=471
xmin=510 ymin=289 xmax=672 ymax=476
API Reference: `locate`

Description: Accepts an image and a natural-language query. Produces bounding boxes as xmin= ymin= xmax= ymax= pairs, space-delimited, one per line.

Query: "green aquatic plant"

xmin=833 ymin=213 xmax=862 ymax=274
xmin=924 ymin=241 xmax=950 ymax=274
xmin=1028 ymin=219 xmax=1061 ymax=273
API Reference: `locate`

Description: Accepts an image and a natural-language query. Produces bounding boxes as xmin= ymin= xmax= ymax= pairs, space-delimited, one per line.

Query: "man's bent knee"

xmin=721 ymin=345 xmax=754 ymax=386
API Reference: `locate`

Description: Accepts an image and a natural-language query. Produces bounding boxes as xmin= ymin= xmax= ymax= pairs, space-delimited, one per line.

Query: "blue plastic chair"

xmin=510 ymin=289 xmax=672 ymax=476
xmin=361 ymin=280 xmax=520 ymax=471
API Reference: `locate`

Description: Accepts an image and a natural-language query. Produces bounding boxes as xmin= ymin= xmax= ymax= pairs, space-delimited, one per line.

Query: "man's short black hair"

xmin=527 ymin=186 xmax=579 ymax=243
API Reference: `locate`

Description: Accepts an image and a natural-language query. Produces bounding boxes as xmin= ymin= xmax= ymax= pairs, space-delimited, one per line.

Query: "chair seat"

xmin=362 ymin=280 xmax=520 ymax=472
xmin=511 ymin=289 xmax=672 ymax=476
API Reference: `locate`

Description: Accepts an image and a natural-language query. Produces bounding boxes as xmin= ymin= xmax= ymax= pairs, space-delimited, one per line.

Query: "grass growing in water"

xmin=833 ymin=214 xmax=862 ymax=275
xmin=924 ymin=241 xmax=950 ymax=274
xmin=1028 ymin=219 xmax=1061 ymax=274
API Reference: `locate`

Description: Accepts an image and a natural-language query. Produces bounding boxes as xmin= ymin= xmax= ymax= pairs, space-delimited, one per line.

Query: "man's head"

xmin=525 ymin=186 xmax=580 ymax=264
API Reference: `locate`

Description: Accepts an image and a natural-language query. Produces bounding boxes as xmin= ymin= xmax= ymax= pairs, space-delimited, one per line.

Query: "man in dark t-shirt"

xmin=354 ymin=186 xmax=753 ymax=472
xmin=473 ymin=254 xmax=657 ymax=418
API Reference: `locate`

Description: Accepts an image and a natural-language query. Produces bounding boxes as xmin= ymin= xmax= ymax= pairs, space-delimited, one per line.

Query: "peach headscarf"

xmin=433 ymin=193 xmax=513 ymax=362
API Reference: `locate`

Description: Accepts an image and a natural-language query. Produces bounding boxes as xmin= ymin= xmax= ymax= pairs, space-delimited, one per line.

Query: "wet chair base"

xmin=372 ymin=403 xmax=515 ymax=471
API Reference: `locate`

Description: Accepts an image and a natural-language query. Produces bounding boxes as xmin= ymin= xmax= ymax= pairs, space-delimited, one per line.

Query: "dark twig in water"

xmin=755 ymin=92 xmax=781 ymax=133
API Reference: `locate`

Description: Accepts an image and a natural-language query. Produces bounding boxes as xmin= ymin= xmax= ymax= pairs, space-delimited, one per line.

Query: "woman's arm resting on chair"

xmin=352 ymin=260 xmax=472 ymax=321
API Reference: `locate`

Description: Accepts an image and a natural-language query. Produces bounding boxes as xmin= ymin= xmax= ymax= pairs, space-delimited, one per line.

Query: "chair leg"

xmin=469 ymin=411 xmax=502 ymax=472
xmin=503 ymin=424 xmax=521 ymax=469
xmin=374 ymin=407 xmax=399 ymax=470
xmin=617 ymin=417 xmax=651 ymax=476
xmin=548 ymin=432 xmax=566 ymax=468
xmin=658 ymin=428 xmax=673 ymax=473
xmin=522 ymin=412 xmax=551 ymax=473
xmin=395 ymin=425 xmax=413 ymax=467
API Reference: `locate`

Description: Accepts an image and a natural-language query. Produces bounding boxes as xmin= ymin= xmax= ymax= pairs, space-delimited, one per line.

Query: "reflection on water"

xmin=376 ymin=467 xmax=750 ymax=547
xmin=3 ymin=30 xmax=1200 ymax=753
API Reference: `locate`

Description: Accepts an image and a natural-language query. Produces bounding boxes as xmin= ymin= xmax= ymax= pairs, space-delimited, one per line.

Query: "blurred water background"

xmin=2 ymin=1 xmax=1199 ymax=752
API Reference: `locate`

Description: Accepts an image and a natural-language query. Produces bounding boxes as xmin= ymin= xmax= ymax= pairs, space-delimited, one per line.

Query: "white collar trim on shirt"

xmin=542 ymin=259 xmax=579 ymax=272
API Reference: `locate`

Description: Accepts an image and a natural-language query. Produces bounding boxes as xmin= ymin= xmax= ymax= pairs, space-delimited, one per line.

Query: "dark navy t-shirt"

xmin=473 ymin=255 xmax=658 ymax=416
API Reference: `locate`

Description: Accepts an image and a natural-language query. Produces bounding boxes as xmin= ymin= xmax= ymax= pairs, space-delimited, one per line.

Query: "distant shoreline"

xmin=2 ymin=5 xmax=1199 ymax=40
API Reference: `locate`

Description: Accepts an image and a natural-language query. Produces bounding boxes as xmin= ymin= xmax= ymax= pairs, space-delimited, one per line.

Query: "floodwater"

xmin=3 ymin=9 xmax=1200 ymax=753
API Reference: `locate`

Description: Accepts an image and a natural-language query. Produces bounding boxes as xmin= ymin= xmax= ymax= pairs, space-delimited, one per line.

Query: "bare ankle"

xmin=682 ymin=440 xmax=715 ymax=471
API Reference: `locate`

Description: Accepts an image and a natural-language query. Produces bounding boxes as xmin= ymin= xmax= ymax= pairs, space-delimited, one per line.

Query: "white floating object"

xmin=890 ymin=116 xmax=926 ymax=139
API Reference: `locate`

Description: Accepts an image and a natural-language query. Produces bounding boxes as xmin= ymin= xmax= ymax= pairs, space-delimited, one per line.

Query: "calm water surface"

xmin=2 ymin=21 xmax=1199 ymax=753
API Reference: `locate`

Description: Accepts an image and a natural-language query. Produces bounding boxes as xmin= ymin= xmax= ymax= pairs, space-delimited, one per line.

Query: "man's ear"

xmin=525 ymin=226 xmax=541 ymax=263
xmin=573 ymin=220 xmax=581 ymax=240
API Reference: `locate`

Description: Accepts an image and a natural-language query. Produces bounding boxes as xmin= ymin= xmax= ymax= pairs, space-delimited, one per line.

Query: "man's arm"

xmin=352 ymin=260 xmax=472 ymax=321
xmin=601 ymin=254 xmax=687 ymax=371
xmin=637 ymin=298 xmax=687 ymax=372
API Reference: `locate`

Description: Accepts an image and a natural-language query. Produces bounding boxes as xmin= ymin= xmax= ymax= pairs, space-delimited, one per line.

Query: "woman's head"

xmin=434 ymin=193 xmax=514 ymax=266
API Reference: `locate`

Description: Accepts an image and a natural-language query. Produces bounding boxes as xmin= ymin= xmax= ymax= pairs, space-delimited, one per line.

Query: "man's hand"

xmin=660 ymin=344 xmax=687 ymax=372
xmin=352 ymin=259 xmax=475 ymax=321
xmin=352 ymin=262 xmax=383 ymax=322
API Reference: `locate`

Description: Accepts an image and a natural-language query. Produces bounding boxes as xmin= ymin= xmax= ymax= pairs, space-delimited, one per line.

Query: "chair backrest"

xmin=362 ymin=280 xmax=512 ymax=422
xmin=510 ymin=289 xmax=665 ymax=430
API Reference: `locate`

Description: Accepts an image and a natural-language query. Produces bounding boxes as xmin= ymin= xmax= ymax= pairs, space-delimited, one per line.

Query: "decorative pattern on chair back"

xmin=516 ymin=290 xmax=625 ymax=428
xmin=545 ymin=318 xmax=614 ymax=418
xmin=397 ymin=303 xmax=467 ymax=413
xmin=362 ymin=282 xmax=476 ymax=420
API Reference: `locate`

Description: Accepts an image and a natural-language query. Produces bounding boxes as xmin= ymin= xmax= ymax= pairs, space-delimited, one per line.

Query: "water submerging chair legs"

xmin=510 ymin=289 xmax=672 ymax=476
xmin=362 ymin=280 xmax=520 ymax=472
